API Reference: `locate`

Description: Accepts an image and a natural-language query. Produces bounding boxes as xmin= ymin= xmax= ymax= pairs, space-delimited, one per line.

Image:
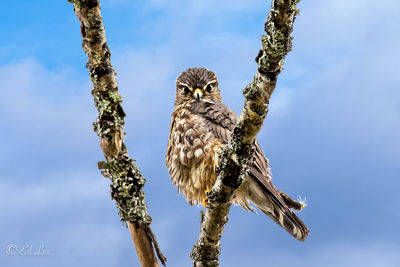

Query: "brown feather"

xmin=185 ymin=100 xmax=309 ymax=241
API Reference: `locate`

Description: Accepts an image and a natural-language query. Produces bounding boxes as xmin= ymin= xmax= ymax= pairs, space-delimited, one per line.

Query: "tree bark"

xmin=68 ymin=0 xmax=166 ymax=266
xmin=191 ymin=0 xmax=301 ymax=266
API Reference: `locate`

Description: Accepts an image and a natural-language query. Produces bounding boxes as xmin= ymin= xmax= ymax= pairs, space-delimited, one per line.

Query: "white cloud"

xmin=57 ymin=220 xmax=127 ymax=265
xmin=0 ymin=171 xmax=134 ymax=267
xmin=0 ymin=59 xmax=97 ymax=157
xmin=0 ymin=171 xmax=110 ymax=217
xmin=222 ymin=241 xmax=400 ymax=267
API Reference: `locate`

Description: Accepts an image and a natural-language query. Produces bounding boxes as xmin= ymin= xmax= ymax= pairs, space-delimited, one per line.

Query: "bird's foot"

xmin=202 ymin=189 xmax=211 ymax=208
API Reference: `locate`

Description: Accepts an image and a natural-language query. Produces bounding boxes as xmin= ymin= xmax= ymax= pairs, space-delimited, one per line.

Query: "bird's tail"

xmin=249 ymin=178 xmax=310 ymax=241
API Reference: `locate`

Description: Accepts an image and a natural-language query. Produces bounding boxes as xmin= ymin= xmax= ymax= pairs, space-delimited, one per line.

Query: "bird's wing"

xmin=187 ymin=100 xmax=309 ymax=241
xmin=186 ymin=100 xmax=237 ymax=142
xmin=187 ymin=101 xmax=278 ymax=190
xmin=249 ymin=143 xmax=310 ymax=241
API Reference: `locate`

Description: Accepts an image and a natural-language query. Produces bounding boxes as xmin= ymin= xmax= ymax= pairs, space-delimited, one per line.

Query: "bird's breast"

xmin=166 ymin=107 xmax=222 ymax=204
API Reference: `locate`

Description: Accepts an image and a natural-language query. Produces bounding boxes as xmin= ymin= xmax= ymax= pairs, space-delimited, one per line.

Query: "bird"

xmin=165 ymin=67 xmax=310 ymax=241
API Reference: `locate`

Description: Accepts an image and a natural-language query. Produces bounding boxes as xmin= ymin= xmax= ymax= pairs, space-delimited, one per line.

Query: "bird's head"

xmin=174 ymin=67 xmax=222 ymax=107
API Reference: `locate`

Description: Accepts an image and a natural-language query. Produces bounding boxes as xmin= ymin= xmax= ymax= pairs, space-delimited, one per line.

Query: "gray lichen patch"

xmin=92 ymin=89 xmax=125 ymax=140
xmin=257 ymin=1 xmax=299 ymax=76
xmin=191 ymin=1 xmax=301 ymax=266
xmin=69 ymin=0 xmax=166 ymax=265
xmin=98 ymin=152 xmax=150 ymax=225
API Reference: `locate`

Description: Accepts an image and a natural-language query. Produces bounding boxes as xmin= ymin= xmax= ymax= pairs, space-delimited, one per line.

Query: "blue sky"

xmin=1 ymin=0 xmax=399 ymax=266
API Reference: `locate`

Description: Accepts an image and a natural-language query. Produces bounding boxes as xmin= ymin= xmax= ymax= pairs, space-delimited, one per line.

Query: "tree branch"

xmin=68 ymin=0 xmax=166 ymax=266
xmin=191 ymin=0 xmax=301 ymax=266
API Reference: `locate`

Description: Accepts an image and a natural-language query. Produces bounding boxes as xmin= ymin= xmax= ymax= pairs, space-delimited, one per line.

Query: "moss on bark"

xmin=191 ymin=1 xmax=301 ymax=266
xmin=68 ymin=0 xmax=166 ymax=265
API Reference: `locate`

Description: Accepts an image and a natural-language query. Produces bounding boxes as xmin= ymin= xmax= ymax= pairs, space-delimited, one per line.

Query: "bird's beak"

xmin=193 ymin=88 xmax=203 ymax=101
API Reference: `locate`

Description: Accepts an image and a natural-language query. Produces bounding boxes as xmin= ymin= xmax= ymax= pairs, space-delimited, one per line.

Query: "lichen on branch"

xmin=68 ymin=0 xmax=166 ymax=265
xmin=98 ymin=153 xmax=150 ymax=224
xmin=191 ymin=1 xmax=301 ymax=266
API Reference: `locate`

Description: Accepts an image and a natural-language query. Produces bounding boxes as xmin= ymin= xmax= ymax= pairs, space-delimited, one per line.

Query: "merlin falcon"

xmin=166 ymin=67 xmax=310 ymax=241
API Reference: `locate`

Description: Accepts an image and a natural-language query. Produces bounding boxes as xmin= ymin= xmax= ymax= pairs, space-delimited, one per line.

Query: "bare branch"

xmin=191 ymin=0 xmax=301 ymax=266
xmin=68 ymin=0 xmax=166 ymax=266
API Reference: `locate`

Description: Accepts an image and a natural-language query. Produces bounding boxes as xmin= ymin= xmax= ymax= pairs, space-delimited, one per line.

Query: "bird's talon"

xmin=202 ymin=197 xmax=209 ymax=207
xmin=202 ymin=189 xmax=211 ymax=207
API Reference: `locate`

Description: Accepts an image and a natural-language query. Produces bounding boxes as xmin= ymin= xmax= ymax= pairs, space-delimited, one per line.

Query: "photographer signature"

xmin=5 ymin=244 xmax=50 ymax=256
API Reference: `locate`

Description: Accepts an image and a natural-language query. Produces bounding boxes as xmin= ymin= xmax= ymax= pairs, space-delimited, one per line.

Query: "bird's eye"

xmin=182 ymin=86 xmax=190 ymax=95
xmin=206 ymin=84 xmax=212 ymax=92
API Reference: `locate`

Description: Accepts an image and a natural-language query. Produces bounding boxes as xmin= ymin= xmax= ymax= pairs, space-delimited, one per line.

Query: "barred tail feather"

xmin=248 ymin=177 xmax=310 ymax=241
xmin=257 ymin=203 xmax=310 ymax=241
